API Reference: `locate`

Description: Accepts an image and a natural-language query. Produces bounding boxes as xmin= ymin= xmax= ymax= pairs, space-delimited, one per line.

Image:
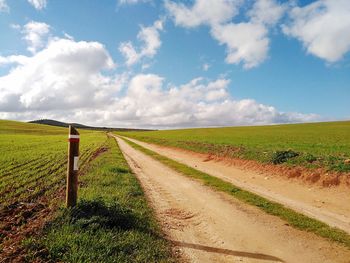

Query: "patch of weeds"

xmin=304 ymin=153 xmax=317 ymax=163
xmin=330 ymin=162 xmax=350 ymax=173
xmin=323 ymin=156 xmax=350 ymax=172
xmin=271 ymin=150 xmax=299 ymax=164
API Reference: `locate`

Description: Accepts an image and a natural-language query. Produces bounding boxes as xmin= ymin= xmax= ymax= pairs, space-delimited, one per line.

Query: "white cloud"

xmin=211 ymin=22 xmax=269 ymax=69
xmin=248 ymin=0 xmax=286 ymax=26
xmin=28 ymin=0 xmax=47 ymax=10
xmin=75 ymin=74 xmax=318 ymax=128
xmin=202 ymin=63 xmax=210 ymax=71
xmin=22 ymin=21 xmax=50 ymax=53
xmin=119 ymin=42 xmax=138 ymax=65
xmin=0 ymin=21 xmax=319 ymax=128
xmin=165 ymin=0 xmax=240 ymax=28
xmin=119 ymin=19 xmax=163 ymax=66
xmin=141 ymin=63 xmax=151 ymax=70
xmin=283 ymin=0 xmax=350 ymax=62
xmin=0 ymin=0 xmax=9 ymax=12
xmin=61 ymin=74 xmax=317 ymax=128
xmin=0 ymin=38 xmax=117 ymax=112
xmin=118 ymin=0 xmax=150 ymax=5
xmin=0 ymin=55 xmax=29 ymax=66
xmin=63 ymin=32 xmax=74 ymax=40
xmin=10 ymin=24 xmax=21 ymax=30
xmin=0 ymin=62 xmax=319 ymax=127
xmin=165 ymin=0 xmax=286 ymax=69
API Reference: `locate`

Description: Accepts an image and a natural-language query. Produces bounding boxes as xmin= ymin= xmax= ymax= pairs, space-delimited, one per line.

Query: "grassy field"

xmin=26 ymin=137 xmax=175 ymax=262
xmin=119 ymin=121 xmax=350 ymax=172
xmin=0 ymin=120 xmax=107 ymax=209
xmin=0 ymin=120 xmax=108 ymax=259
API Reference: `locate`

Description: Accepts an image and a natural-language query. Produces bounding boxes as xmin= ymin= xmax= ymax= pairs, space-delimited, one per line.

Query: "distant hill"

xmin=29 ymin=119 xmax=153 ymax=132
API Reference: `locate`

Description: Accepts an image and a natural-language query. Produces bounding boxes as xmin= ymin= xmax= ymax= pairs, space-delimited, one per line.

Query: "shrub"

xmin=271 ymin=150 xmax=299 ymax=164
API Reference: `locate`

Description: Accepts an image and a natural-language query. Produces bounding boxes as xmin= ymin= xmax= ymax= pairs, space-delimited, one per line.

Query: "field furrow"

xmin=0 ymin=121 xmax=108 ymax=209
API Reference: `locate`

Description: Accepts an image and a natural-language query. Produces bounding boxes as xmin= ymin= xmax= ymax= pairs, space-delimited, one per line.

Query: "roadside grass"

xmin=121 ymin=137 xmax=350 ymax=250
xmin=25 ymin=137 xmax=175 ymax=263
xmin=119 ymin=121 xmax=350 ymax=172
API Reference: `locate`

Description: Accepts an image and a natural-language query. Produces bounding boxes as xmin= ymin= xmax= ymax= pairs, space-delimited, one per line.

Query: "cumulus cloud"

xmin=28 ymin=0 xmax=47 ymax=10
xmin=165 ymin=0 xmax=286 ymax=69
xmin=99 ymin=74 xmax=317 ymax=127
xmin=0 ymin=19 xmax=319 ymax=128
xmin=0 ymin=38 xmax=118 ymax=112
xmin=211 ymin=0 xmax=286 ymax=68
xmin=165 ymin=0 xmax=240 ymax=28
xmin=211 ymin=22 xmax=269 ymax=68
xmin=248 ymin=0 xmax=286 ymax=26
xmin=119 ymin=19 xmax=163 ymax=66
xmin=0 ymin=55 xmax=29 ymax=66
xmin=283 ymin=0 xmax=350 ymax=62
xmin=22 ymin=21 xmax=50 ymax=53
xmin=0 ymin=0 xmax=9 ymax=12
xmin=0 ymin=59 xmax=319 ymax=127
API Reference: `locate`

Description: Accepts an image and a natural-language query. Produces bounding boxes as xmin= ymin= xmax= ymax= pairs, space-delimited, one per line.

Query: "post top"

xmin=69 ymin=125 xmax=79 ymax=135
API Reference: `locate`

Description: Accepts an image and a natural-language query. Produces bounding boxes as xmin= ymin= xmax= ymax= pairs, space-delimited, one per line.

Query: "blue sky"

xmin=0 ymin=0 xmax=349 ymax=128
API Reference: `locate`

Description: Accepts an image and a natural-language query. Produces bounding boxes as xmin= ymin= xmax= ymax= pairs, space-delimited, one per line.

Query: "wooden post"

xmin=66 ymin=125 xmax=80 ymax=207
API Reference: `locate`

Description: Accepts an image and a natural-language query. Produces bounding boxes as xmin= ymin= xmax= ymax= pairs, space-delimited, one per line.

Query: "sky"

xmin=0 ymin=0 xmax=349 ymax=128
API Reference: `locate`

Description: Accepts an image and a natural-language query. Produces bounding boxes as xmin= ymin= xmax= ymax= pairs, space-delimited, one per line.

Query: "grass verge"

xmin=121 ymin=137 xmax=350 ymax=250
xmin=119 ymin=121 xmax=350 ymax=173
xmin=25 ymin=137 xmax=175 ymax=263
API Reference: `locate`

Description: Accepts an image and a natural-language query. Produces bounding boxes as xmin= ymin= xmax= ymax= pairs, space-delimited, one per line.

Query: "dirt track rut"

xmin=123 ymin=137 xmax=350 ymax=234
xmin=116 ymin=137 xmax=350 ymax=263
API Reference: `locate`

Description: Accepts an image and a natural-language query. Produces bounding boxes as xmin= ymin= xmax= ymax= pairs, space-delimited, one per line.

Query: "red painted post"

xmin=66 ymin=125 xmax=80 ymax=207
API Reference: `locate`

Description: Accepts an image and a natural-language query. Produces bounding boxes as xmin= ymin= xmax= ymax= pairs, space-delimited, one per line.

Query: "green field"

xmin=0 ymin=120 xmax=175 ymax=262
xmin=118 ymin=121 xmax=350 ymax=172
xmin=0 ymin=120 xmax=107 ymax=208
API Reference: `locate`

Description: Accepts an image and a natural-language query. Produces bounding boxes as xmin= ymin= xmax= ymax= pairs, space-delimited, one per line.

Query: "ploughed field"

xmin=0 ymin=120 xmax=107 ymax=208
xmin=0 ymin=119 xmax=108 ymax=257
xmin=120 ymin=121 xmax=350 ymax=173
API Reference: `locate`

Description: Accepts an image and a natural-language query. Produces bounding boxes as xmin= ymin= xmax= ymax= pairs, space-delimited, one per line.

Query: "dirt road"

xmin=115 ymin=137 xmax=350 ymax=263
xmin=123 ymin=137 xmax=350 ymax=235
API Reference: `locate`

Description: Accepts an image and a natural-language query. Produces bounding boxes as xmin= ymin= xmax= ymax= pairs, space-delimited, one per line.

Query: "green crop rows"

xmin=118 ymin=121 xmax=350 ymax=172
xmin=0 ymin=120 xmax=107 ymax=208
xmin=25 ymin=137 xmax=175 ymax=262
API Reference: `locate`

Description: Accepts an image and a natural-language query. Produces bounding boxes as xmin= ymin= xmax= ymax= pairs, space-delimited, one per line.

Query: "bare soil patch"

xmin=0 ymin=188 xmax=63 ymax=263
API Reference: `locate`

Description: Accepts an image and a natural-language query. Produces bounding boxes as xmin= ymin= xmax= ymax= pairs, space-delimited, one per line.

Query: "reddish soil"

xmin=0 ymin=145 xmax=109 ymax=262
xmin=203 ymin=153 xmax=350 ymax=188
xmin=0 ymin=188 xmax=64 ymax=263
xmin=90 ymin=146 xmax=109 ymax=161
xmin=123 ymin=136 xmax=350 ymax=234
